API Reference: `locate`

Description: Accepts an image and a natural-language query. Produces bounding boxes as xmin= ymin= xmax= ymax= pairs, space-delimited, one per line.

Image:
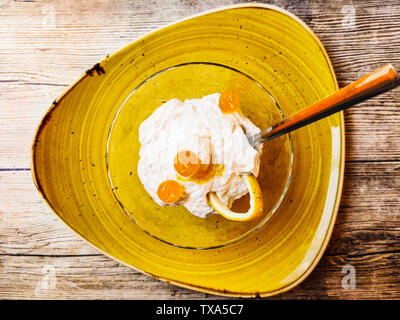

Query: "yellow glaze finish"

xmin=32 ymin=3 xmax=344 ymax=297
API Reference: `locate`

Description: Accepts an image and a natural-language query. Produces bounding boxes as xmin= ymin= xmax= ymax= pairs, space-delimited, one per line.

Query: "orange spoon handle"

xmin=252 ymin=64 xmax=400 ymax=145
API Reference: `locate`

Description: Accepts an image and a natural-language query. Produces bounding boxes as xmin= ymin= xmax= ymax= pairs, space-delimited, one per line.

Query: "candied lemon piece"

xmin=174 ymin=150 xmax=202 ymax=178
xmin=219 ymin=90 xmax=240 ymax=113
xmin=208 ymin=174 xmax=263 ymax=221
xmin=157 ymin=180 xmax=184 ymax=204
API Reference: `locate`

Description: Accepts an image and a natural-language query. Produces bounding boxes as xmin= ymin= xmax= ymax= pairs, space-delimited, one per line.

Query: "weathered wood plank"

xmin=0 ymin=170 xmax=100 ymax=256
xmin=1 ymin=84 xmax=399 ymax=168
xmin=1 ymin=164 xmax=399 ymax=257
xmin=329 ymin=162 xmax=400 ymax=257
xmin=0 ymin=161 xmax=398 ymax=299
xmin=1 ymin=0 xmax=400 ymax=167
xmin=0 ymin=255 xmax=217 ymax=300
xmin=276 ymin=252 xmax=400 ymax=299
xmin=1 ymin=251 xmax=398 ymax=299
xmin=1 ymin=0 xmax=399 ymax=299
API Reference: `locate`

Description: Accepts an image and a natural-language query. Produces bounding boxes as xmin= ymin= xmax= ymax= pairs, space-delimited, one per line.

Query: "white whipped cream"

xmin=137 ymin=93 xmax=262 ymax=218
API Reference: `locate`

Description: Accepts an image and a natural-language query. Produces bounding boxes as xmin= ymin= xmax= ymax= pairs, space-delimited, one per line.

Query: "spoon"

xmin=248 ymin=64 xmax=400 ymax=147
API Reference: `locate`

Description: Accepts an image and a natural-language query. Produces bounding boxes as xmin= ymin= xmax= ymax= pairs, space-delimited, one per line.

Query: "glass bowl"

xmin=106 ymin=62 xmax=293 ymax=249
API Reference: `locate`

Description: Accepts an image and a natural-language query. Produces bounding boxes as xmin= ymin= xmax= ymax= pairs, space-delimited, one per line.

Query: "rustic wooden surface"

xmin=0 ymin=0 xmax=399 ymax=299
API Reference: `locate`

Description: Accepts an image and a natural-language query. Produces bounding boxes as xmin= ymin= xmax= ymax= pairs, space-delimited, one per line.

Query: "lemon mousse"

xmin=137 ymin=91 xmax=263 ymax=220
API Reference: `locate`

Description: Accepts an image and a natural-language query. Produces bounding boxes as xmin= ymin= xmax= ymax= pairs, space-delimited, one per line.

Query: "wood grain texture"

xmin=0 ymin=0 xmax=399 ymax=299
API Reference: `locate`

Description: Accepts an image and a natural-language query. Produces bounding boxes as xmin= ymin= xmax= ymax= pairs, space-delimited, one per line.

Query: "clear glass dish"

xmin=106 ymin=62 xmax=293 ymax=249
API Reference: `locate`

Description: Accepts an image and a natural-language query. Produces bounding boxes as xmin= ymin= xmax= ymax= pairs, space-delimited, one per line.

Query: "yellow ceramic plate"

xmin=32 ymin=3 xmax=344 ymax=297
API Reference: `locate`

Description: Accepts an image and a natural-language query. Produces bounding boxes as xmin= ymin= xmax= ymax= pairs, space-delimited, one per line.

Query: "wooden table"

xmin=1 ymin=0 xmax=399 ymax=299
